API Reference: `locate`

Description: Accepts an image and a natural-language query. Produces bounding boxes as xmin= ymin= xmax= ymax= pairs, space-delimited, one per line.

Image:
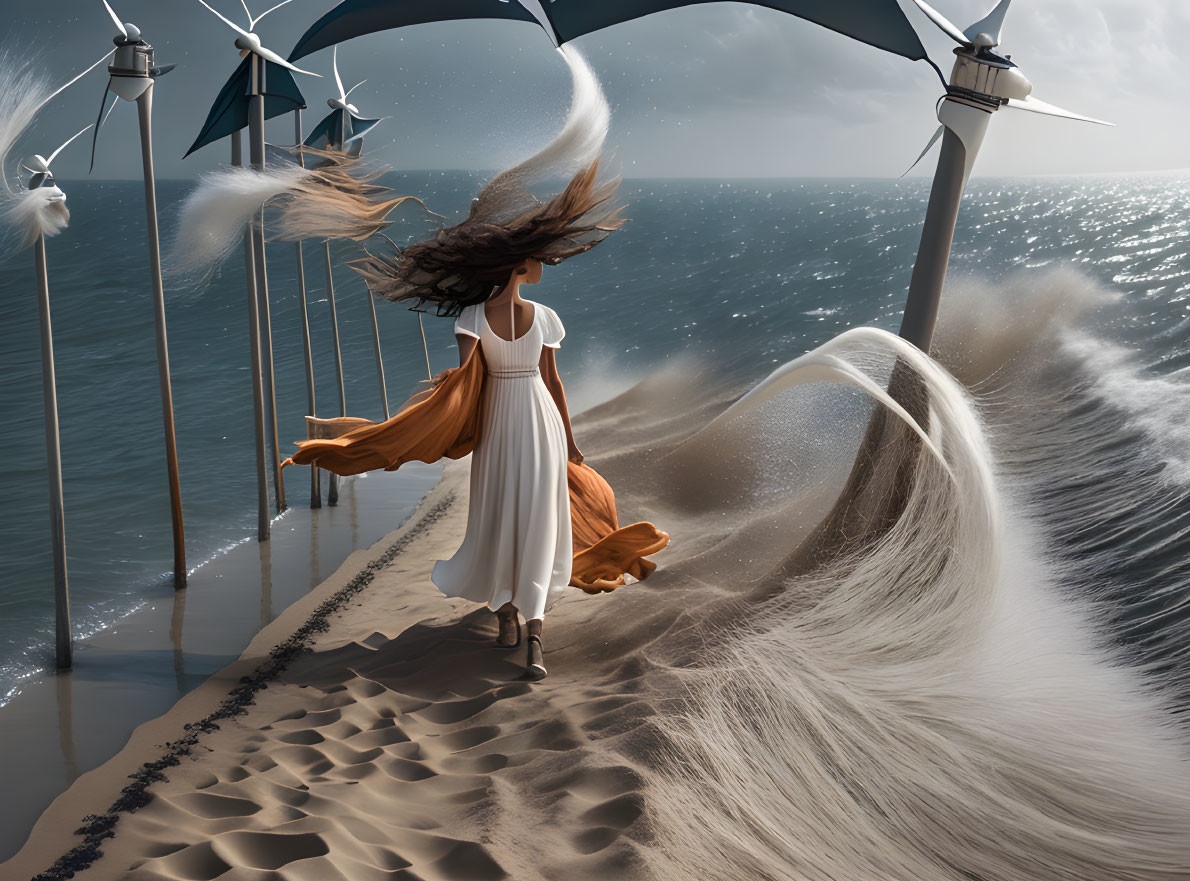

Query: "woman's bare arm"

xmin=457 ymin=334 xmax=478 ymax=367
xmin=539 ymin=346 xmax=582 ymax=464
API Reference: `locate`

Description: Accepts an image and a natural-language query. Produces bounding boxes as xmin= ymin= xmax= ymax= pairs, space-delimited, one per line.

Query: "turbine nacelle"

xmin=235 ymin=32 xmax=264 ymax=56
xmin=948 ymin=47 xmax=1032 ymax=104
xmin=112 ymin=23 xmax=142 ymax=44
xmin=328 ymin=97 xmax=360 ymax=115
xmin=23 ymin=126 xmax=93 ymax=190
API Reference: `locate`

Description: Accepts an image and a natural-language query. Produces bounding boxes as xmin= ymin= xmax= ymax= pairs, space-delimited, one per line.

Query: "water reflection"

xmin=56 ymin=670 xmax=77 ymax=783
xmin=170 ymin=586 xmax=187 ymax=692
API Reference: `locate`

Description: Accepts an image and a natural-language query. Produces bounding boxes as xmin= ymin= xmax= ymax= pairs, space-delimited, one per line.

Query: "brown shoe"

xmin=496 ymin=610 xmax=521 ymax=648
xmin=526 ymin=635 xmax=547 ymax=680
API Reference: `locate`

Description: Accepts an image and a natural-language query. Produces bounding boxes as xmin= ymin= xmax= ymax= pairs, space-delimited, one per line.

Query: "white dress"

xmin=430 ymin=300 xmax=572 ymax=621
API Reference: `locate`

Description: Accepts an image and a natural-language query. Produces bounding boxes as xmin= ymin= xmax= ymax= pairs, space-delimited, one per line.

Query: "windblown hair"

xmin=353 ymin=160 xmax=625 ymax=317
xmin=167 ymin=146 xmax=419 ymax=284
xmin=273 ymin=146 xmax=422 ymax=243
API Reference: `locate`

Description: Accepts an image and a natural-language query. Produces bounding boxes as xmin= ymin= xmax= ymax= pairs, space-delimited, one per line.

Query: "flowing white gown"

xmin=430 ymin=300 xmax=572 ymax=621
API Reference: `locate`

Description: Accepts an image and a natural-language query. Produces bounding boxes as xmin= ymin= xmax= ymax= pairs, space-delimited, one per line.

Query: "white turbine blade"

xmin=963 ymin=0 xmax=1011 ymax=46
xmin=197 ymin=0 xmax=252 ymax=39
xmin=252 ymin=0 xmax=295 ymax=27
xmin=254 ymin=44 xmax=322 ymax=77
xmin=332 ymin=46 xmax=346 ymax=99
xmin=43 ymin=48 xmax=115 ymax=109
xmin=909 ymin=0 xmax=971 ymax=46
xmin=1005 ymin=96 xmax=1114 ymax=126
xmin=102 ymin=94 xmax=120 ymax=126
xmin=899 ymin=125 xmax=945 ymax=179
xmin=47 ymin=125 xmax=94 ymax=166
xmin=101 ymin=0 xmax=128 ymax=37
xmin=345 ymin=79 xmax=367 ymax=98
xmin=239 ymin=0 xmax=254 ymax=27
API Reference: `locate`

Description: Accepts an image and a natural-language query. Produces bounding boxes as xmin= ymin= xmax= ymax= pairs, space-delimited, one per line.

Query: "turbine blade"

xmin=101 ymin=0 xmax=128 ymax=38
xmin=345 ymin=79 xmax=367 ymax=98
xmin=899 ymin=125 xmax=945 ymax=179
xmin=197 ymin=0 xmax=252 ymax=40
xmin=253 ymin=0 xmax=294 ymax=27
xmin=1005 ymin=96 xmax=1114 ymax=126
xmin=240 ymin=0 xmax=253 ymax=27
xmin=90 ymin=83 xmax=116 ymax=171
xmin=48 ymin=125 xmax=94 ymax=166
xmin=909 ymin=0 xmax=971 ymax=46
xmin=963 ymin=0 xmax=1011 ymax=46
xmin=255 ymin=45 xmax=321 ymax=76
xmin=332 ymin=45 xmax=345 ymax=99
xmin=43 ymin=48 xmax=115 ymax=110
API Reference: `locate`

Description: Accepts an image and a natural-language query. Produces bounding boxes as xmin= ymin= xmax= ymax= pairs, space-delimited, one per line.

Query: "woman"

xmin=285 ymin=49 xmax=667 ymax=679
xmin=431 ymin=256 xmax=579 ymax=678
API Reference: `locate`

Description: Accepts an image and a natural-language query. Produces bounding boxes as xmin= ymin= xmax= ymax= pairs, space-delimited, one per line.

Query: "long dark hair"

xmin=352 ymin=161 xmax=625 ymax=318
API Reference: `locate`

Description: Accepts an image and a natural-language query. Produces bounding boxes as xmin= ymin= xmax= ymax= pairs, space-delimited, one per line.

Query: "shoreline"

xmin=3 ymin=469 xmax=460 ymax=881
xmin=0 ymin=465 xmax=440 ymax=870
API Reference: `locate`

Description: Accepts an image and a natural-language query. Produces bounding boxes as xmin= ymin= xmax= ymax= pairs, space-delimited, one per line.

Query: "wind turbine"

xmin=285 ymin=44 xmax=383 ymax=509
xmin=314 ymin=47 xmax=389 ymax=418
xmin=90 ymin=0 xmax=188 ymax=588
xmin=298 ymin=47 xmax=391 ymax=505
xmin=20 ymin=127 xmax=91 ymax=671
xmin=20 ymin=125 xmax=90 ymax=195
xmin=899 ymin=0 xmax=1112 ymax=352
xmin=191 ymin=0 xmax=321 ymax=533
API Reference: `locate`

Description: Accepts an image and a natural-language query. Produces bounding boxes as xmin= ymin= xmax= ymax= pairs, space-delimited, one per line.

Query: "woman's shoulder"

xmin=454 ymin=303 xmax=482 ymax=338
xmin=533 ymin=301 xmax=566 ymax=347
xmin=530 ymin=301 xmax=562 ymax=322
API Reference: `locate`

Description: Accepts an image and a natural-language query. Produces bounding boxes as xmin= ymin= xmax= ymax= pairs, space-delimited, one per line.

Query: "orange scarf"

xmin=283 ymin=350 xmax=668 ymax=593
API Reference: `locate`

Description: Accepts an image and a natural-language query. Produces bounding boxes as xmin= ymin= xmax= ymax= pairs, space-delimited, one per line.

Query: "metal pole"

xmin=34 ymin=234 xmax=71 ymax=670
xmin=136 ymin=83 xmax=186 ymax=588
xmin=233 ymin=130 xmax=270 ymax=542
xmin=418 ymin=312 xmax=432 ymax=382
xmin=366 ymin=291 xmax=389 ymax=420
xmin=899 ymin=128 xmax=970 ymax=353
xmin=324 ymin=239 xmax=345 ymax=506
xmin=898 ymin=95 xmax=993 ymax=354
xmin=294 ymin=109 xmax=321 ymax=508
xmin=249 ymin=55 xmax=286 ymax=514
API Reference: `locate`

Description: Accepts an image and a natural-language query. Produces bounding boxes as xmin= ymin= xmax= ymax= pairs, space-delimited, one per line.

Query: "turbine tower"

xmin=21 ymin=127 xmax=91 ymax=670
xmin=900 ymin=0 xmax=1111 ymax=353
xmin=91 ymin=0 xmax=188 ymax=588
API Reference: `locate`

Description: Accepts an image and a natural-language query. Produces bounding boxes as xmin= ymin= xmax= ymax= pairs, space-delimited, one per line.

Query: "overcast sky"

xmin=11 ymin=0 xmax=1189 ymax=181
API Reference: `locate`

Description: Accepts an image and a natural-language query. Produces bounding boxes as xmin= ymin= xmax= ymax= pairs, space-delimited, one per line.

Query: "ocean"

xmin=2 ymin=172 xmax=1190 ymax=861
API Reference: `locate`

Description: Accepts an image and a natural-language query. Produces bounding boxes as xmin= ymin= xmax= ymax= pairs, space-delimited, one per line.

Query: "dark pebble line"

xmin=29 ymin=493 xmax=455 ymax=881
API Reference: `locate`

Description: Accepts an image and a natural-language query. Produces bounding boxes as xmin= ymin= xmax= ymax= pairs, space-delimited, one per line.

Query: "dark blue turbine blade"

xmin=186 ymin=57 xmax=309 ymax=158
xmin=542 ymin=1 xmax=926 ymax=60
xmin=303 ymin=108 xmax=346 ymax=150
xmin=287 ymin=0 xmax=925 ymax=62
xmin=345 ymin=115 xmax=383 ymax=145
xmin=289 ymin=0 xmax=542 ymax=62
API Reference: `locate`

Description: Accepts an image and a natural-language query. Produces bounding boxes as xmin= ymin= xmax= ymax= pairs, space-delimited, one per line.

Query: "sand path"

xmin=66 ymin=462 xmax=665 ymax=881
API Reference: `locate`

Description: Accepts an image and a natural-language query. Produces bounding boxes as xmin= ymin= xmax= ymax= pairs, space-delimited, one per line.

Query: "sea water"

xmin=1 ymin=172 xmax=1187 ymax=717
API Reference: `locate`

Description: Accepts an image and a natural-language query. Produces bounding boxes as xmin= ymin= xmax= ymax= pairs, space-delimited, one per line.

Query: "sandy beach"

xmin=7 ymin=365 xmax=746 ymax=881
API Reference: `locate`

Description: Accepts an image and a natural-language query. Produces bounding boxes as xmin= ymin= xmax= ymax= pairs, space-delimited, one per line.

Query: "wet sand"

xmin=0 ymin=464 xmax=440 ymax=866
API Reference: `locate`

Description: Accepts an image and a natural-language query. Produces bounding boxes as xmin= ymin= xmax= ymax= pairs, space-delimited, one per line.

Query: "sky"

xmin=9 ymin=0 xmax=1189 ymax=181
